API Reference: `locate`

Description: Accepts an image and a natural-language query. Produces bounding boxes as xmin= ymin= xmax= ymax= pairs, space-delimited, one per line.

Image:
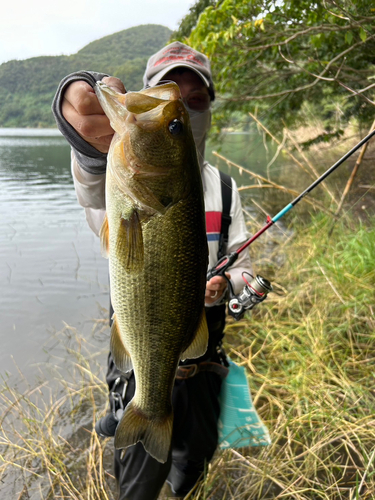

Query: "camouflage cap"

xmin=143 ymin=41 xmax=215 ymax=100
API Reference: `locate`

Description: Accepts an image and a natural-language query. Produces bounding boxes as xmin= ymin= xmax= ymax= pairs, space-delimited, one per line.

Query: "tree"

xmin=175 ymin=0 xmax=375 ymax=141
xmin=171 ymin=0 xmax=221 ymax=40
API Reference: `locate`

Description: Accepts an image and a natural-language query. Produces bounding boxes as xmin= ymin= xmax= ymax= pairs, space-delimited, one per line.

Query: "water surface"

xmin=0 ymin=128 xmax=283 ymax=384
xmin=0 ymin=129 xmax=109 ymax=381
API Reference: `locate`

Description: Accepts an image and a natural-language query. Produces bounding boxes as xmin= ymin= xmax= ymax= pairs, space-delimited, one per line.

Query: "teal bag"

xmin=218 ymin=360 xmax=271 ymax=449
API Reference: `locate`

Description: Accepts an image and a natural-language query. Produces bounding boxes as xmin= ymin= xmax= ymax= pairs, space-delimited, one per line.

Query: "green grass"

xmin=190 ymin=214 xmax=375 ymax=500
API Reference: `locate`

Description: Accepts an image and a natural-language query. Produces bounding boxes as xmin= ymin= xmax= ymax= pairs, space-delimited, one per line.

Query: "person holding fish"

xmin=52 ymin=42 xmax=252 ymax=500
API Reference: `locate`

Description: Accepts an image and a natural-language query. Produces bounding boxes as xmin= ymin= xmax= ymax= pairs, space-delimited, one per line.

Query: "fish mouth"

xmin=124 ymin=81 xmax=181 ymax=113
xmin=124 ymin=86 xmax=186 ymax=132
xmin=96 ymin=82 xmax=185 ymax=133
xmin=126 ymin=97 xmax=165 ymax=132
xmin=127 ymin=101 xmax=185 ymax=132
xmin=124 ymin=93 xmax=165 ymax=114
xmin=137 ymin=82 xmax=181 ymax=101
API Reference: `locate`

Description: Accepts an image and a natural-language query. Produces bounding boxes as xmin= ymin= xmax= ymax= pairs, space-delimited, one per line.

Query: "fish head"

xmin=95 ymin=82 xmax=199 ymax=183
xmin=126 ymin=84 xmax=196 ymax=173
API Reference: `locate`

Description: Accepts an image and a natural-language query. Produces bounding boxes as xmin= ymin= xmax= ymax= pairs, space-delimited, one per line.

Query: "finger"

xmin=86 ymin=134 xmax=114 ymax=153
xmin=206 ymin=282 xmax=227 ymax=294
xmin=62 ymin=100 xmax=114 ymax=152
xmin=75 ymin=113 xmax=113 ymax=140
xmin=207 ymin=274 xmax=231 ymax=288
xmin=212 ymin=274 xmax=231 ymax=283
xmin=205 ymin=289 xmax=223 ymax=305
xmin=63 ymin=101 xmax=113 ymax=138
xmin=102 ymin=76 xmax=126 ymax=94
xmin=206 ymin=283 xmax=221 ymax=292
xmin=64 ymin=81 xmax=105 ymax=116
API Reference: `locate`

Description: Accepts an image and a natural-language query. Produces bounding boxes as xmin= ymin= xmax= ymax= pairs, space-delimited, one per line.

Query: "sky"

xmin=0 ymin=0 xmax=195 ymax=65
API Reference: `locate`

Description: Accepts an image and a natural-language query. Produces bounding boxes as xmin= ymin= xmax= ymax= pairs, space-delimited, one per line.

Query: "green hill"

xmin=0 ymin=24 xmax=172 ymax=128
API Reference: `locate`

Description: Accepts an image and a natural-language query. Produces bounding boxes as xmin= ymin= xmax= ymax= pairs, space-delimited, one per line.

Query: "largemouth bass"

xmin=95 ymin=81 xmax=209 ymax=463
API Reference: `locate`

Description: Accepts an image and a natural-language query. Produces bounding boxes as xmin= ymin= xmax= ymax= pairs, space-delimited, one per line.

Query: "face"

xmin=164 ymin=69 xmax=210 ymax=112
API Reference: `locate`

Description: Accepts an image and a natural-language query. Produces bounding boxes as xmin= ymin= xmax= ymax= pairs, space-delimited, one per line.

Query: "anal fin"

xmin=181 ymin=309 xmax=209 ymax=361
xmin=110 ymin=313 xmax=133 ymax=373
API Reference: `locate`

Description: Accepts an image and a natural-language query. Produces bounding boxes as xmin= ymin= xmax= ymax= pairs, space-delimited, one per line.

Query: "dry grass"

xmin=0 ymin=323 xmax=116 ymax=499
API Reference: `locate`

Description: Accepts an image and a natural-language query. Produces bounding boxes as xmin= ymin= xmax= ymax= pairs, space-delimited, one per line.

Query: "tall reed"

xmin=190 ymin=214 xmax=375 ymax=500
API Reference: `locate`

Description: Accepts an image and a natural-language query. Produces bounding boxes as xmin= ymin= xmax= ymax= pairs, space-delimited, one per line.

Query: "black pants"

xmin=106 ymin=305 xmax=226 ymax=500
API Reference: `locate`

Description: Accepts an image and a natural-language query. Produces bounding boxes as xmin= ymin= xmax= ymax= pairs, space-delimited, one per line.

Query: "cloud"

xmin=0 ymin=0 xmax=194 ymax=64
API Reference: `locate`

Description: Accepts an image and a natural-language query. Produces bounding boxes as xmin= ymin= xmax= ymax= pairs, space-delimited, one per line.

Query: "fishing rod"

xmin=207 ymin=128 xmax=375 ymax=319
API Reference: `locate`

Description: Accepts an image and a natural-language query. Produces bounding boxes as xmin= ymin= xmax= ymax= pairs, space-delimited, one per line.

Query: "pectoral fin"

xmin=181 ymin=310 xmax=209 ymax=361
xmin=116 ymin=210 xmax=144 ymax=271
xmin=99 ymin=214 xmax=110 ymax=259
xmin=110 ymin=314 xmax=133 ymax=373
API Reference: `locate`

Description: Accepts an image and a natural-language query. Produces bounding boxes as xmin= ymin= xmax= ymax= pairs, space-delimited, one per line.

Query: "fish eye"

xmin=168 ymin=119 xmax=183 ymax=136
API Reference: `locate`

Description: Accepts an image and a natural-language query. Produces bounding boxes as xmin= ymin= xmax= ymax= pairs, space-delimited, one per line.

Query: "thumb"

xmin=102 ymin=76 xmax=126 ymax=94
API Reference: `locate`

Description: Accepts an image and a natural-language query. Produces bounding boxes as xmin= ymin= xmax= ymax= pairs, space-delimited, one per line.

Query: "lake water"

xmin=0 ymin=129 xmax=110 ymax=382
xmin=0 ymin=128 xmax=283 ymax=385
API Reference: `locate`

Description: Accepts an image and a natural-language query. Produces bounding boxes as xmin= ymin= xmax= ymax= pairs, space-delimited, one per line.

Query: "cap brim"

xmin=147 ymin=63 xmax=210 ymax=89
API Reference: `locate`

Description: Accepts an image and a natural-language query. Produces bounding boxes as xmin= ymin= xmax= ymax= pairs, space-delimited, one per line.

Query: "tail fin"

xmin=114 ymin=400 xmax=173 ymax=463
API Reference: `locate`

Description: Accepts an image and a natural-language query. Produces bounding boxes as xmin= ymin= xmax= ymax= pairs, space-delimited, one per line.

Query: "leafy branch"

xmin=175 ymin=0 xmax=375 ymax=138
